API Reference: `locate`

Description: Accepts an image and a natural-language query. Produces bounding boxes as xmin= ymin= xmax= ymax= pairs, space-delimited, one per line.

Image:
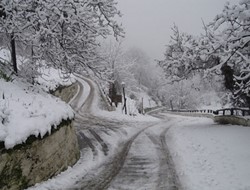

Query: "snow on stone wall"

xmin=0 ymin=120 xmax=80 ymax=190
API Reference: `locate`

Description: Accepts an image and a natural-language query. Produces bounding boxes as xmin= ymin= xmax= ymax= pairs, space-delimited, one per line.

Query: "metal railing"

xmin=170 ymin=109 xmax=214 ymax=114
xmin=213 ymin=108 xmax=250 ymax=116
xmin=169 ymin=108 xmax=250 ymax=117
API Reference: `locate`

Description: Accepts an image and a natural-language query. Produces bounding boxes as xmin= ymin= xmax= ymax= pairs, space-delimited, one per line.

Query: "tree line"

xmin=0 ymin=0 xmax=123 ymax=78
xmin=158 ymin=0 xmax=250 ymax=108
xmin=1 ymin=0 xmax=249 ymax=110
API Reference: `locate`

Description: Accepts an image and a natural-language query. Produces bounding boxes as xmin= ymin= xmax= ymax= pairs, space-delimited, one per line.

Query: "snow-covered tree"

xmin=97 ymin=40 xmax=124 ymax=81
xmin=0 ymin=0 xmax=124 ymax=76
xmin=116 ymin=47 xmax=166 ymax=107
xmin=157 ymin=24 xmax=228 ymax=109
xmin=97 ymin=41 xmax=166 ymax=108
xmin=157 ymin=25 xmax=206 ymax=82
xmin=203 ymin=0 xmax=250 ymax=107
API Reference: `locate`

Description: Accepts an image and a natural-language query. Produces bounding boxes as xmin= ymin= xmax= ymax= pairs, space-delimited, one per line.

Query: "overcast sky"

xmin=116 ymin=0 xmax=239 ymax=60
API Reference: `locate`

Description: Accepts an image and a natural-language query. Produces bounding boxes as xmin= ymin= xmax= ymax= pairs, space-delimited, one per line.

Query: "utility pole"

xmin=121 ymin=82 xmax=127 ymax=115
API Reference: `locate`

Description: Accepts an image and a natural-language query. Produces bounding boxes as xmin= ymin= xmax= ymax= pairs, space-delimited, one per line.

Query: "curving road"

xmin=68 ymin=76 xmax=182 ymax=190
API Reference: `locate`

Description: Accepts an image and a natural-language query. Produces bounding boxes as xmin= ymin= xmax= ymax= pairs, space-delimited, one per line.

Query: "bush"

xmin=0 ymin=69 xmax=11 ymax=82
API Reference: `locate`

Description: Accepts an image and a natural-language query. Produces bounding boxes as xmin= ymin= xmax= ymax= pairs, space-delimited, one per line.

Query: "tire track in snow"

xmin=70 ymin=76 xmax=181 ymax=190
xmin=108 ymin=125 xmax=181 ymax=190
xmin=155 ymin=127 xmax=181 ymax=190
xmin=76 ymin=124 xmax=155 ymax=190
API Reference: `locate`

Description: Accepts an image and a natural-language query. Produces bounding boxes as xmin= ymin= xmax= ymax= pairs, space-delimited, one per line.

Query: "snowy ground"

xmin=27 ymin=75 xmax=159 ymax=190
xmin=1 ymin=72 xmax=250 ymax=190
xmin=162 ymin=113 xmax=250 ymax=190
xmin=26 ymin=76 xmax=250 ymax=190
xmin=0 ymin=79 xmax=74 ymax=149
xmin=0 ymin=48 xmax=76 ymax=149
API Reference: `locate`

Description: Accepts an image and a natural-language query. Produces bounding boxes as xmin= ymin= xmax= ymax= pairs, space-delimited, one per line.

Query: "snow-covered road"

xmin=28 ymin=76 xmax=181 ymax=190
xmin=70 ymin=76 xmax=181 ymax=189
xmin=28 ymin=76 xmax=250 ymax=190
xmin=108 ymin=120 xmax=181 ymax=190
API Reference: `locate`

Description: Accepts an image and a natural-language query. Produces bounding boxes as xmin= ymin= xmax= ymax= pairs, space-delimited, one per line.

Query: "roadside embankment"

xmin=0 ymin=82 xmax=80 ymax=190
xmin=0 ymin=120 xmax=79 ymax=190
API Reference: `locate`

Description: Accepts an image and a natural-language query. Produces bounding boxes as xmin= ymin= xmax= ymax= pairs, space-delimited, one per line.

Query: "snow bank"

xmin=0 ymin=79 xmax=74 ymax=149
xmin=37 ymin=66 xmax=76 ymax=92
xmin=166 ymin=114 xmax=250 ymax=190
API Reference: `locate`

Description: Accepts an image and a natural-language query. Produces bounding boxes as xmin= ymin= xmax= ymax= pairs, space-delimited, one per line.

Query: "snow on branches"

xmin=158 ymin=25 xmax=206 ymax=82
xmin=207 ymin=0 xmax=250 ymax=107
xmin=158 ymin=1 xmax=250 ymax=108
xmin=0 ymin=0 xmax=124 ymax=75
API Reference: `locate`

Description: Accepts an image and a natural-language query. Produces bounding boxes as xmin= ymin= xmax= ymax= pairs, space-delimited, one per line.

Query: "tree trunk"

xmin=10 ymin=33 xmax=18 ymax=74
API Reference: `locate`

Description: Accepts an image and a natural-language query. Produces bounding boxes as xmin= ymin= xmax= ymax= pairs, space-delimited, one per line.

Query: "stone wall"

xmin=0 ymin=82 xmax=80 ymax=189
xmin=0 ymin=120 xmax=80 ymax=190
xmin=214 ymin=115 xmax=250 ymax=126
xmin=52 ymin=83 xmax=78 ymax=103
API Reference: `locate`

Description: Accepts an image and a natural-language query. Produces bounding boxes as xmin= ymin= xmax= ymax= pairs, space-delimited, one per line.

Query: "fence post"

xmin=230 ymin=108 xmax=233 ymax=116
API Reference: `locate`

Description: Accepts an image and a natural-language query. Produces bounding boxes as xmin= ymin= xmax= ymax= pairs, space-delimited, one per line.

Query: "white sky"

xmin=116 ymin=0 xmax=239 ymax=60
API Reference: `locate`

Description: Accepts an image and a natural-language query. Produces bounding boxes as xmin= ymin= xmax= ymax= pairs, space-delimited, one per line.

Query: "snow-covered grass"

xmin=0 ymin=79 xmax=74 ymax=149
xmin=0 ymin=48 xmax=76 ymax=149
xmin=165 ymin=114 xmax=250 ymax=190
